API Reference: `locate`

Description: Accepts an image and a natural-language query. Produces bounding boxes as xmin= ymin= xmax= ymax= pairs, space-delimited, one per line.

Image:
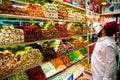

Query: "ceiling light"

xmin=101 ymin=2 xmax=107 ymax=5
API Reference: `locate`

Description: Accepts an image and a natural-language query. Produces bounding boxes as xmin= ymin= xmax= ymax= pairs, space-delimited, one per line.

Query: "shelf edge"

xmin=46 ymin=56 xmax=88 ymax=79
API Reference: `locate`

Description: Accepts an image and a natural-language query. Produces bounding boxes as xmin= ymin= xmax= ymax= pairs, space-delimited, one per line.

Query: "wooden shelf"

xmin=0 ymin=34 xmax=88 ymax=48
xmin=0 ymin=14 xmax=85 ymax=22
xmin=100 ymin=12 xmax=120 ymax=16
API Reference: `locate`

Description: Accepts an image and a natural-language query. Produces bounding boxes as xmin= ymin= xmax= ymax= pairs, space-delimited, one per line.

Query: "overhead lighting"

xmin=101 ymin=2 xmax=107 ymax=5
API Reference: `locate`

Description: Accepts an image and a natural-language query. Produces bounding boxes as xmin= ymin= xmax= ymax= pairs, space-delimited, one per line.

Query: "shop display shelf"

xmin=0 ymin=39 xmax=55 ymax=48
xmin=0 ymin=44 xmax=88 ymax=79
xmin=0 ymin=34 xmax=88 ymax=48
xmin=46 ymin=56 xmax=88 ymax=80
xmin=0 ymin=63 xmax=41 ymax=79
xmin=0 ymin=14 xmax=82 ymax=22
xmin=0 ymin=0 xmax=90 ymax=79
xmin=9 ymin=0 xmax=87 ymax=12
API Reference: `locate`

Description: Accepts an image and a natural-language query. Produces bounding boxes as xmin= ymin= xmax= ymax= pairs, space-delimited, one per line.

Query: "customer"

xmin=91 ymin=21 xmax=118 ymax=80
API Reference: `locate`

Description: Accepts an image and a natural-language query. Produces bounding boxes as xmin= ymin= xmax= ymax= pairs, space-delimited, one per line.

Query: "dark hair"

xmin=104 ymin=25 xmax=113 ymax=36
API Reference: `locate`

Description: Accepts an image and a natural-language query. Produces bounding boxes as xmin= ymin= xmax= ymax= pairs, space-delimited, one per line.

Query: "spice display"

xmin=26 ymin=66 xmax=46 ymax=80
xmin=40 ymin=62 xmax=57 ymax=78
xmin=0 ymin=26 xmax=24 ymax=45
xmin=24 ymin=25 xmax=43 ymax=42
xmin=56 ymin=24 xmax=69 ymax=38
xmin=43 ymin=3 xmax=58 ymax=18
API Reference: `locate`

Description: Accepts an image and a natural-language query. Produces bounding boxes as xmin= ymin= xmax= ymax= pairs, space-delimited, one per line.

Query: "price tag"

xmin=0 ymin=0 xmax=2 ymax=4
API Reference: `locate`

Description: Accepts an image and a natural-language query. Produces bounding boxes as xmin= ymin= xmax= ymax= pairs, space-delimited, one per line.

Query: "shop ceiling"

xmin=91 ymin=0 xmax=111 ymax=6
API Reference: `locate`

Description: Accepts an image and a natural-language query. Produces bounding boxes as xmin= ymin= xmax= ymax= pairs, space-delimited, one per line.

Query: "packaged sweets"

xmin=68 ymin=52 xmax=79 ymax=63
xmin=26 ymin=66 xmax=46 ymax=80
xmin=40 ymin=62 xmax=57 ymax=78
xmin=51 ymin=57 xmax=67 ymax=72
xmin=53 ymin=76 xmax=63 ymax=80
xmin=74 ymin=50 xmax=84 ymax=60
xmin=60 ymin=55 xmax=73 ymax=67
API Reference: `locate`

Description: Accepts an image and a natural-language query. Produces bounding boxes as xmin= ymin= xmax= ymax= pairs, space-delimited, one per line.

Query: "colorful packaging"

xmin=58 ymin=6 xmax=69 ymax=20
xmin=74 ymin=50 xmax=84 ymax=60
xmin=40 ymin=62 xmax=57 ymax=78
xmin=66 ymin=74 xmax=74 ymax=80
xmin=63 ymin=0 xmax=72 ymax=4
xmin=56 ymin=24 xmax=69 ymax=38
xmin=60 ymin=71 xmax=69 ymax=79
xmin=77 ymin=77 xmax=89 ymax=80
xmin=63 ymin=41 xmax=74 ymax=53
xmin=77 ymin=0 xmax=86 ymax=8
xmin=68 ymin=52 xmax=79 ymax=63
xmin=53 ymin=76 xmax=63 ymax=80
xmin=60 ymin=55 xmax=73 ymax=67
xmin=72 ymin=0 xmax=78 ymax=6
xmin=51 ymin=57 xmax=67 ymax=72
xmin=70 ymin=38 xmax=81 ymax=50
xmin=51 ymin=40 xmax=67 ymax=57
xmin=67 ymin=66 xmax=77 ymax=75
xmin=26 ymin=66 xmax=46 ymax=80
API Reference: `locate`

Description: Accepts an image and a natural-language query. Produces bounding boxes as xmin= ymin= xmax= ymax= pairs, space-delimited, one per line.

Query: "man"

xmin=91 ymin=21 xmax=118 ymax=80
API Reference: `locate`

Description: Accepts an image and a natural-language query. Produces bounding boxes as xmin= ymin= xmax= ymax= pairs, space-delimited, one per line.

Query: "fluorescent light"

xmin=101 ymin=2 xmax=107 ymax=5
